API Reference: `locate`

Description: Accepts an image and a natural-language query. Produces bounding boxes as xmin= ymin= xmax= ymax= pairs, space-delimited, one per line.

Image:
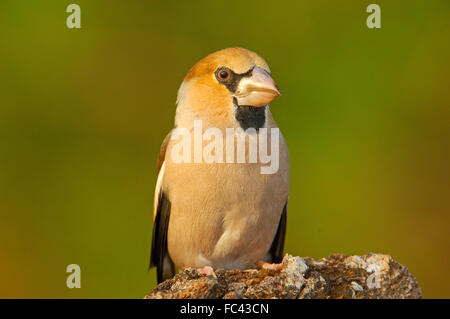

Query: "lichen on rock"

xmin=145 ymin=253 xmax=421 ymax=299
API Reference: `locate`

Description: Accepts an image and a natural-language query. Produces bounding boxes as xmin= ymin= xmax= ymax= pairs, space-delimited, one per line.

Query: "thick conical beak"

xmin=234 ymin=66 xmax=281 ymax=107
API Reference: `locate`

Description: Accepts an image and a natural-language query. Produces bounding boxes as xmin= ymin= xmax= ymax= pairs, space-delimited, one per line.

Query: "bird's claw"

xmin=196 ymin=265 xmax=217 ymax=278
xmin=257 ymin=260 xmax=283 ymax=271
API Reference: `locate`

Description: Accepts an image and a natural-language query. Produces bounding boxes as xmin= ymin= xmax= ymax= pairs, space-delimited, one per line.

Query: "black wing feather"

xmin=150 ymin=191 xmax=175 ymax=283
xmin=268 ymin=202 xmax=287 ymax=263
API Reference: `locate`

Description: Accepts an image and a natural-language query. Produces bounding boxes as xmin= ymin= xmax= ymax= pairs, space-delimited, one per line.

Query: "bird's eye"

xmin=219 ymin=70 xmax=229 ymax=79
xmin=216 ymin=68 xmax=231 ymax=82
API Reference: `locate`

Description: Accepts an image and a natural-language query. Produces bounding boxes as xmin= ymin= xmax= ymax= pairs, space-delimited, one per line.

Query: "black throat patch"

xmin=234 ymin=98 xmax=266 ymax=130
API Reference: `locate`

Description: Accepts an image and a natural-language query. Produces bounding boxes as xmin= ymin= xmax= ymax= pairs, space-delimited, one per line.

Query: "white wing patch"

xmin=153 ymin=161 xmax=165 ymax=220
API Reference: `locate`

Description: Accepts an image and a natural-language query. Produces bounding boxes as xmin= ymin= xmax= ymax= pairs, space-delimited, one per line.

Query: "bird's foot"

xmin=186 ymin=265 xmax=217 ymax=278
xmin=257 ymin=260 xmax=283 ymax=271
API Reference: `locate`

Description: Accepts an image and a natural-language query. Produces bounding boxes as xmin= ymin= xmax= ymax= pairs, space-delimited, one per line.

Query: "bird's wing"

xmin=153 ymin=131 xmax=172 ymax=220
xmin=267 ymin=201 xmax=288 ymax=263
xmin=150 ymin=131 xmax=175 ymax=283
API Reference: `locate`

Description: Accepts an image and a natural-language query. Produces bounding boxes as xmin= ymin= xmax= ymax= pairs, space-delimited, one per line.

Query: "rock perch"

xmin=145 ymin=253 xmax=421 ymax=299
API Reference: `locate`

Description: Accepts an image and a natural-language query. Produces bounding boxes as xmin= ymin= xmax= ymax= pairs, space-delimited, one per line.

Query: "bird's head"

xmin=176 ymin=48 xmax=280 ymax=129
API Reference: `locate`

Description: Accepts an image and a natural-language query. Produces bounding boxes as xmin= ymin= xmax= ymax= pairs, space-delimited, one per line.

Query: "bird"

xmin=150 ymin=47 xmax=290 ymax=283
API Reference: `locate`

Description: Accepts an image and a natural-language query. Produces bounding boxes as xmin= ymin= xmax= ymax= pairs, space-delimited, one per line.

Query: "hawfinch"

xmin=150 ymin=48 xmax=290 ymax=283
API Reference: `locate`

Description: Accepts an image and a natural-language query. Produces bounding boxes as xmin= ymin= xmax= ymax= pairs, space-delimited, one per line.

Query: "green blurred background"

xmin=0 ymin=0 xmax=449 ymax=298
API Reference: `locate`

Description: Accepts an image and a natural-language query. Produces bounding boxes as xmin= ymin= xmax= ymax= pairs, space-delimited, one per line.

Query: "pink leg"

xmin=257 ymin=260 xmax=283 ymax=271
xmin=196 ymin=265 xmax=216 ymax=277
